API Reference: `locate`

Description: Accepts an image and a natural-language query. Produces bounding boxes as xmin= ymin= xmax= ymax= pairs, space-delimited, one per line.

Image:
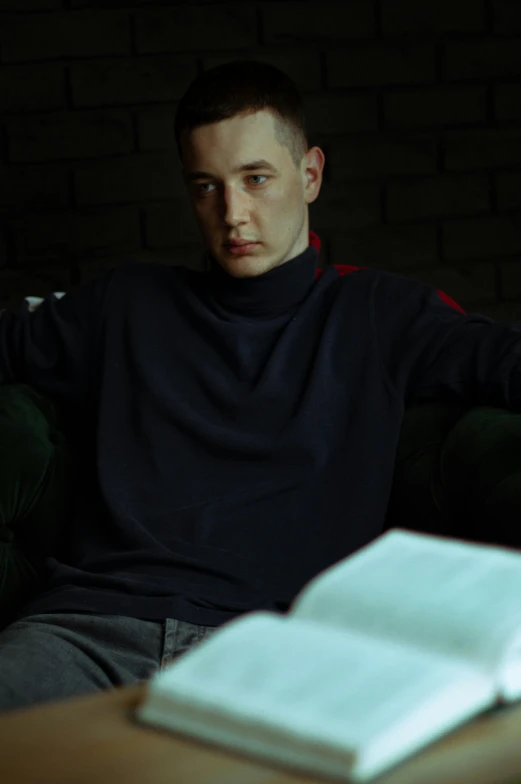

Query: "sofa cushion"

xmin=441 ymin=406 xmax=521 ymax=549
xmin=387 ymin=402 xmax=521 ymax=551
xmin=386 ymin=402 xmax=469 ymax=536
xmin=0 ymin=384 xmax=73 ymax=630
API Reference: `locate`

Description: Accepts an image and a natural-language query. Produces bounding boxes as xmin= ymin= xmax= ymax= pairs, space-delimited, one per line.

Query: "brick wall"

xmin=1 ymin=0 xmax=521 ymax=319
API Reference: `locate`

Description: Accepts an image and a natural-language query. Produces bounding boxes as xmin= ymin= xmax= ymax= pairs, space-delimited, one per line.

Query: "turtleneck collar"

xmin=199 ymin=231 xmax=321 ymax=319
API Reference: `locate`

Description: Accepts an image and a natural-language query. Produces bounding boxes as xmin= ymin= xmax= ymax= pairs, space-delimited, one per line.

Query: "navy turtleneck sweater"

xmin=2 ymin=231 xmax=521 ymax=626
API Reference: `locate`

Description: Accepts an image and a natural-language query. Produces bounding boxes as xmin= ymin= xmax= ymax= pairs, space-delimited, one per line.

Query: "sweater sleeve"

xmin=372 ymin=270 xmax=521 ymax=410
xmin=0 ymin=270 xmax=115 ymax=407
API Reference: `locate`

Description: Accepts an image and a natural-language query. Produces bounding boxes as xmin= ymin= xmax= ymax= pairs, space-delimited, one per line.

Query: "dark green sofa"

xmin=1 ymin=382 xmax=521 ymax=634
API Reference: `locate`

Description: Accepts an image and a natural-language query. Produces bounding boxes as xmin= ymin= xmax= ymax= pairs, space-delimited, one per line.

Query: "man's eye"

xmin=196 ymin=175 xmax=269 ymax=194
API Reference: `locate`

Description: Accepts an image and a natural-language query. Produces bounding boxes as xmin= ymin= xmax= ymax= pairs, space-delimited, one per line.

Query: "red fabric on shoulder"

xmin=437 ymin=289 xmax=466 ymax=314
xmin=309 ymin=230 xmax=321 ymax=254
xmin=315 ymin=264 xmax=365 ymax=281
xmin=309 ymin=230 xmax=466 ymax=315
xmin=315 ymin=265 xmax=466 ymax=315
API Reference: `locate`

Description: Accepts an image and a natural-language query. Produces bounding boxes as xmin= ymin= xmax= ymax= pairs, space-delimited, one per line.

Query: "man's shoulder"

xmin=116 ymin=259 xmax=186 ymax=279
xmin=331 ymin=264 xmax=465 ymax=316
xmin=108 ymin=259 xmax=194 ymax=292
xmin=331 ymin=263 xmax=419 ymax=291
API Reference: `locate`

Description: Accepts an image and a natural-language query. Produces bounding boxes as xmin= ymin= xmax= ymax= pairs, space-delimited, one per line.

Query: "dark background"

xmin=1 ymin=0 xmax=521 ymax=319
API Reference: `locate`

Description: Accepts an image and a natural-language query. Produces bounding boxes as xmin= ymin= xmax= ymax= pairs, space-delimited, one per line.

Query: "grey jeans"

xmin=0 ymin=613 xmax=217 ymax=714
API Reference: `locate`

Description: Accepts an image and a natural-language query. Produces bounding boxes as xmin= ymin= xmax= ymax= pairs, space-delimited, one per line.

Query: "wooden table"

xmin=0 ymin=682 xmax=521 ymax=784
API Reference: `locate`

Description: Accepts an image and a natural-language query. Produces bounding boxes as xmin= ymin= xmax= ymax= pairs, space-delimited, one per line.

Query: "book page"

xmin=290 ymin=529 xmax=521 ymax=695
xmin=136 ymin=612 xmax=495 ymax=783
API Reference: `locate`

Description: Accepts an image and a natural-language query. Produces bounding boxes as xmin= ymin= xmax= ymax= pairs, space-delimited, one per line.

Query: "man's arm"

xmin=373 ymin=270 xmax=521 ymax=410
xmin=0 ymin=270 xmax=116 ymax=406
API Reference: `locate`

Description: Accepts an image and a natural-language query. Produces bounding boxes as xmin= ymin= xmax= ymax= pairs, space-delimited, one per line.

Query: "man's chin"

xmin=221 ymin=261 xmax=268 ymax=279
xmin=213 ymin=252 xmax=275 ymax=279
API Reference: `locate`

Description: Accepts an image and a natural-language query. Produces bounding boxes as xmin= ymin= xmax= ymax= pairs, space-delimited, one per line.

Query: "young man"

xmin=0 ymin=60 xmax=520 ymax=713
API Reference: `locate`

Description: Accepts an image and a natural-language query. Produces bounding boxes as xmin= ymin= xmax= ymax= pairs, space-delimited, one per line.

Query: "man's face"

xmin=181 ymin=109 xmax=325 ymax=279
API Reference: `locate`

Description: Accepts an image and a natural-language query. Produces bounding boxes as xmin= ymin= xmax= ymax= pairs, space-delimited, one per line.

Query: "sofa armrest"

xmin=0 ymin=384 xmax=74 ymax=631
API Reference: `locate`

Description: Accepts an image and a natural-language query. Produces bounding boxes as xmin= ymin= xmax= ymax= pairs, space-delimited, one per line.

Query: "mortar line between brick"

xmin=489 ymin=171 xmax=497 ymax=215
xmin=131 ymin=112 xmax=140 ymax=154
xmin=436 ymin=222 xmax=444 ymax=265
xmin=255 ymin=6 xmax=265 ymax=47
xmin=0 ymin=125 xmax=8 ymax=165
xmin=64 ymin=65 xmax=73 ymax=110
xmin=129 ymin=12 xmax=138 ymax=57
xmin=139 ymin=207 xmax=147 ymax=251
xmin=435 ymin=42 xmax=443 ymax=84
xmin=494 ymin=260 xmax=502 ymax=302
xmin=380 ymin=183 xmax=387 ymax=225
xmin=483 ymin=0 xmax=494 ymax=33
xmin=67 ymin=169 xmax=75 ymax=209
xmin=5 ymin=224 xmax=16 ymax=268
xmin=376 ymin=87 xmax=384 ymax=133
xmin=485 ymin=83 xmax=494 ymax=125
xmin=436 ymin=134 xmax=444 ymax=174
xmin=319 ymin=51 xmax=327 ymax=90
xmin=374 ymin=0 xmax=382 ymax=38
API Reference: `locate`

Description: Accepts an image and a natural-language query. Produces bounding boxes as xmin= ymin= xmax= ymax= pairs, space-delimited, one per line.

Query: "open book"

xmin=134 ymin=529 xmax=521 ymax=781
